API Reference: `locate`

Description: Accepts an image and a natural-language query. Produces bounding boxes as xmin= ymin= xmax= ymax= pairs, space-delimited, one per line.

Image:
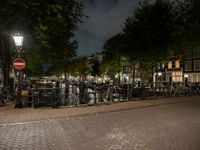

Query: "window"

xmin=172 ymin=71 xmax=183 ymax=82
xmin=172 ymin=77 xmax=182 ymax=82
xmin=185 ymin=54 xmax=192 ymax=60
xmin=194 ymin=60 xmax=200 ymax=71
xmin=185 ymin=61 xmax=192 ymax=71
xmin=193 ymin=74 xmax=198 ymax=82
xmin=194 ymin=50 xmax=200 ymax=59
xmin=175 ymin=60 xmax=180 ymax=68
xmin=168 ymin=61 xmax=172 ymax=69
xmin=187 ymin=73 xmax=200 ymax=82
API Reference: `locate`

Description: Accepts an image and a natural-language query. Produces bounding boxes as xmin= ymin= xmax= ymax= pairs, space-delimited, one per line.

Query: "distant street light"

xmin=158 ymin=72 xmax=162 ymax=77
xmin=13 ymin=32 xmax=24 ymax=108
xmin=158 ymin=72 xmax=162 ymax=81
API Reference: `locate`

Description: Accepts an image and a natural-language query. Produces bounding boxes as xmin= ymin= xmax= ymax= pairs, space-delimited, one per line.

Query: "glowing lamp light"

xmin=13 ymin=33 xmax=24 ymax=47
xmin=184 ymin=74 xmax=189 ymax=78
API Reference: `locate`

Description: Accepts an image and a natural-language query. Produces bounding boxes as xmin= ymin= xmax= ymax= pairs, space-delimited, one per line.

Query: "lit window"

xmin=168 ymin=61 xmax=172 ymax=69
xmin=193 ymin=74 xmax=198 ymax=82
xmin=175 ymin=60 xmax=180 ymax=68
xmin=172 ymin=71 xmax=183 ymax=82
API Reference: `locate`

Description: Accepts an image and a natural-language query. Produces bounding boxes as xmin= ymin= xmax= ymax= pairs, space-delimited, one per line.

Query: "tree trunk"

xmin=0 ymin=35 xmax=11 ymax=87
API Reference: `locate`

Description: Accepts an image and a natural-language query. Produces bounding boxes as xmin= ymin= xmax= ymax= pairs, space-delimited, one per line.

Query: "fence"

xmin=1 ymin=82 xmax=200 ymax=108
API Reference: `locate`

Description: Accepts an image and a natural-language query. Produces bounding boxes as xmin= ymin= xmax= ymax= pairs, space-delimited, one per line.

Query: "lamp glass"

xmin=13 ymin=34 xmax=23 ymax=47
xmin=158 ymin=72 xmax=162 ymax=76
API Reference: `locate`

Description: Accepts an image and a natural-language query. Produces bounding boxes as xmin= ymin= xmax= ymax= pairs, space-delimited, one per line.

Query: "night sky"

xmin=75 ymin=0 xmax=142 ymax=56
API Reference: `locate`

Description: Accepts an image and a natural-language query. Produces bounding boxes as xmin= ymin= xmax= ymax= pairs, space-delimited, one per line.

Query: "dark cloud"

xmin=75 ymin=0 xmax=142 ymax=56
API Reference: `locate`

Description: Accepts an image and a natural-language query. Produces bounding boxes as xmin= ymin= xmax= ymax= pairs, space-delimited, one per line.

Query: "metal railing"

xmin=2 ymin=81 xmax=199 ymax=108
xmin=0 ymin=86 xmax=15 ymax=106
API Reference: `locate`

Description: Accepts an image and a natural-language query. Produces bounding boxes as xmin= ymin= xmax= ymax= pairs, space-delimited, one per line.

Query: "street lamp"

xmin=13 ymin=33 xmax=23 ymax=55
xmin=157 ymin=72 xmax=162 ymax=92
xmin=158 ymin=72 xmax=162 ymax=80
xmin=13 ymin=33 xmax=23 ymax=47
xmin=13 ymin=32 xmax=24 ymax=108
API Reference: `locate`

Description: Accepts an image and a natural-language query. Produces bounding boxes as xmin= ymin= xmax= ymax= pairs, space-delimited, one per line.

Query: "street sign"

xmin=13 ymin=58 xmax=25 ymax=71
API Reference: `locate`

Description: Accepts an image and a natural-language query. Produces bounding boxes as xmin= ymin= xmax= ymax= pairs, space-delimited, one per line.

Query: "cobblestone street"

xmin=0 ymin=96 xmax=200 ymax=150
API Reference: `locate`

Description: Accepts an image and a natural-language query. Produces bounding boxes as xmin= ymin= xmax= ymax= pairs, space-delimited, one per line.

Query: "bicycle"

xmin=101 ymin=84 xmax=125 ymax=103
xmin=66 ymin=85 xmax=80 ymax=107
xmin=66 ymin=93 xmax=79 ymax=107
xmin=0 ymin=86 xmax=15 ymax=106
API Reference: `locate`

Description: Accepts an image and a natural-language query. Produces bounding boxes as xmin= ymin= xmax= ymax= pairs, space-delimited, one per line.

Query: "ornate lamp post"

xmin=13 ymin=32 xmax=24 ymax=108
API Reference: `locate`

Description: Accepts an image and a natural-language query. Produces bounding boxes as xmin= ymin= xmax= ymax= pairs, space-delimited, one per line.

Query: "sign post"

xmin=13 ymin=57 xmax=25 ymax=108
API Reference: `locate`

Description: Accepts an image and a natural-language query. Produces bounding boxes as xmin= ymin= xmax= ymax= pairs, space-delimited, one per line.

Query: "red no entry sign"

xmin=13 ymin=58 xmax=25 ymax=71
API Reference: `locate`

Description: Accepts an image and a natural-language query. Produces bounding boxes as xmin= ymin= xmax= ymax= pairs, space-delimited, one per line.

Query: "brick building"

xmin=183 ymin=49 xmax=200 ymax=83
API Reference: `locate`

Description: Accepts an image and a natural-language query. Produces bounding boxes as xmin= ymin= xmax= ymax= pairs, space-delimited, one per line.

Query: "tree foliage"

xmin=103 ymin=34 xmax=127 ymax=56
xmin=102 ymin=34 xmax=129 ymax=77
xmin=0 ymin=0 xmax=84 ymax=76
xmin=122 ymin=0 xmax=175 ymax=69
xmin=172 ymin=0 xmax=200 ymax=54
xmin=102 ymin=0 xmax=200 ymax=81
xmin=68 ymin=57 xmax=90 ymax=76
xmin=90 ymin=59 xmax=101 ymax=76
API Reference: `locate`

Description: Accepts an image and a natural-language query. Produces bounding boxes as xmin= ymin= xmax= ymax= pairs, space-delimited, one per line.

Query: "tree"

xmin=0 ymin=36 xmax=11 ymax=86
xmin=91 ymin=59 xmax=101 ymax=77
xmin=102 ymin=34 xmax=127 ymax=77
xmin=68 ymin=57 xmax=90 ymax=77
xmin=122 ymin=0 xmax=175 ymax=69
xmin=101 ymin=58 xmax=119 ymax=78
xmin=0 ymin=0 xmax=85 ymax=79
xmin=103 ymin=34 xmax=127 ymax=55
xmin=172 ymin=0 xmax=200 ymax=56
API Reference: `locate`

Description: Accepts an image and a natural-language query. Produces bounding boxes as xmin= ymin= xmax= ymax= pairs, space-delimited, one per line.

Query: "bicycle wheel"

xmin=67 ymin=94 xmax=78 ymax=107
xmin=102 ymin=91 xmax=112 ymax=103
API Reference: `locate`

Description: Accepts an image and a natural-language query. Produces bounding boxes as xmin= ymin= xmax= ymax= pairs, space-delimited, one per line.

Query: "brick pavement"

xmin=0 ymin=96 xmax=200 ymax=150
xmin=0 ymin=96 xmax=199 ymax=125
xmin=0 ymin=120 xmax=70 ymax=150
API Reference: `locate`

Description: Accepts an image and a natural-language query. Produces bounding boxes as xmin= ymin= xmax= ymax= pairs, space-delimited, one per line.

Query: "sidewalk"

xmin=0 ymin=96 xmax=199 ymax=125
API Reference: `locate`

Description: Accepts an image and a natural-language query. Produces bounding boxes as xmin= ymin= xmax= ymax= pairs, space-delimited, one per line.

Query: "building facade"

xmin=183 ymin=49 xmax=200 ymax=83
xmin=165 ymin=57 xmax=183 ymax=83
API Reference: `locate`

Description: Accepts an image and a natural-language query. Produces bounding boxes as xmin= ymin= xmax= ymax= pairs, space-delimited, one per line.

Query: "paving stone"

xmin=0 ymin=96 xmax=200 ymax=149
